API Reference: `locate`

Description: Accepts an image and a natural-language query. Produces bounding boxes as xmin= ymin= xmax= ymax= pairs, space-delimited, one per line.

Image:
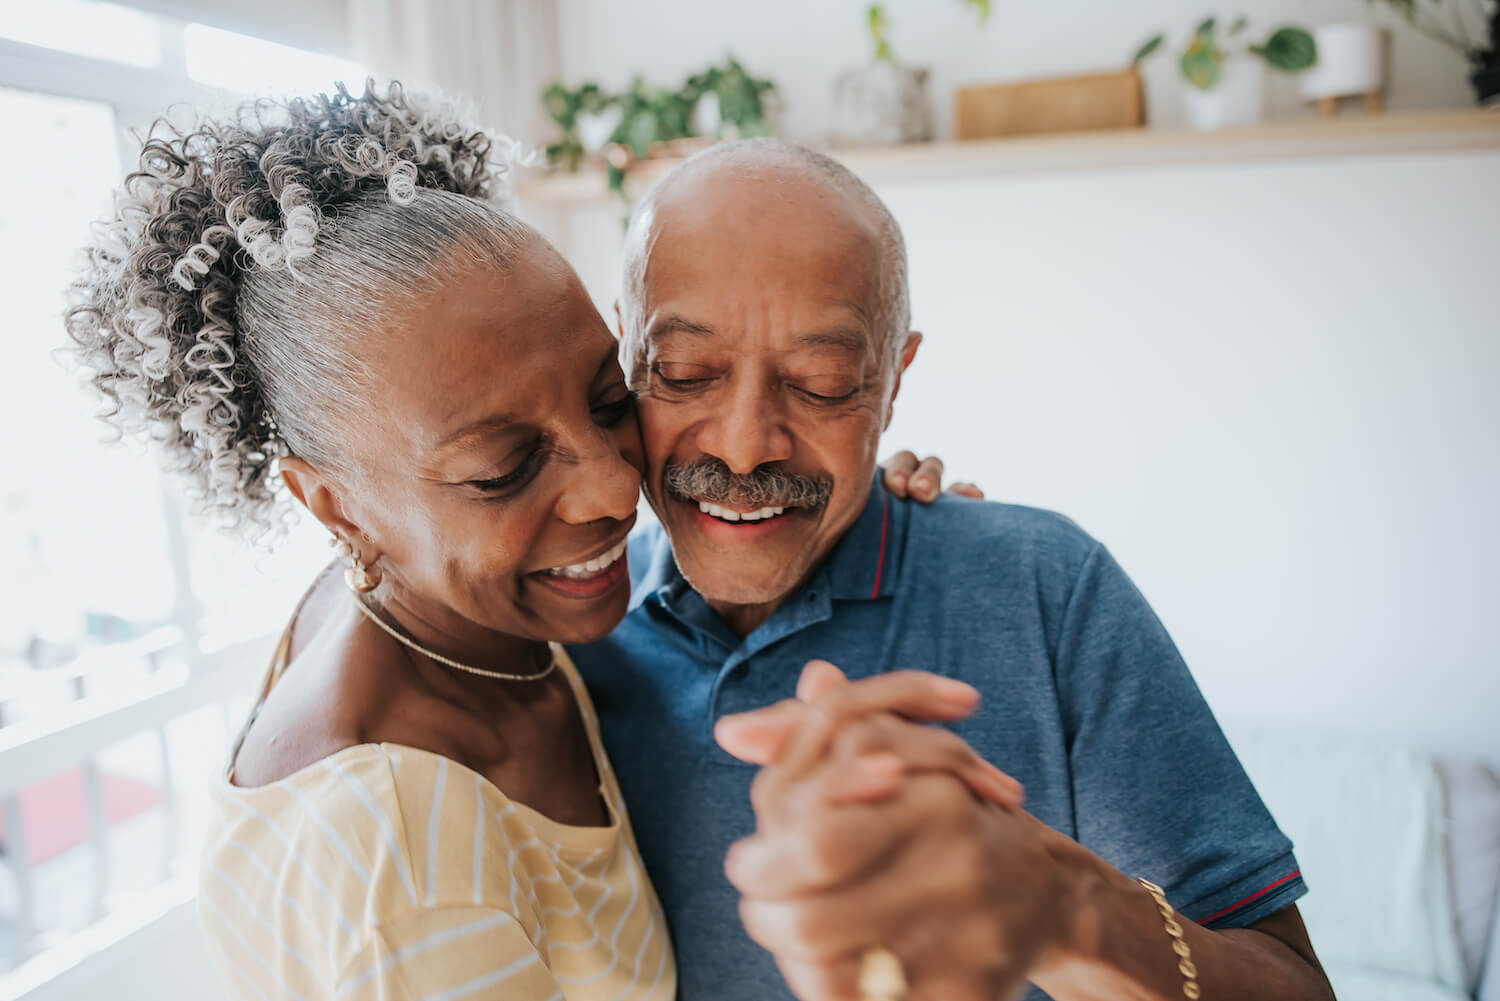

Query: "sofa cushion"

xmin=1479 ymin=875 xmax=1500 ymax=1001
xmin=1326 ymin=964 xmax=1474 ymax=1001
xmin=1225 ymin=727 xmax=1467 ymax=991
xmin=1437 ymin=759 xmax=1500 ymax=991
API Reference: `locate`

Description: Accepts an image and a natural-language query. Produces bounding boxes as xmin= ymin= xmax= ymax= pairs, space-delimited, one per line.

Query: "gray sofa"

xmin=1226 ymin=728 xmax=1499 ymax=1001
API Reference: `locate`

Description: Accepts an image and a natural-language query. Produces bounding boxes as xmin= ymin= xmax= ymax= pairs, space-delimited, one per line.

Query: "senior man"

xmin=570 ymin=139 xmax=1334 ymax=1001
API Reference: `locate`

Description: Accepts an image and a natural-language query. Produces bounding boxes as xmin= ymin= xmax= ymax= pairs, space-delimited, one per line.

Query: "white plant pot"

xmin=1300 ymin=24 xmax=1385 ymax=101
xmin=832 ymin=61 xmax=933 ymax=146
xmin=692 ymin=92 xmax=721 ymax=137
xmin=575 ymin=106 xmax=623 ymax=154
xmin=1183 ymin=57 xmax=1266 ymax=131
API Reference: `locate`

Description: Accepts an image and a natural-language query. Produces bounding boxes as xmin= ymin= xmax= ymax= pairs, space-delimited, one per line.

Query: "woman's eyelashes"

xmin=592 ymin=388 xmax=638 ymax=426
xmin=466 ymin=389 xmax=633 ymax=497
xmin=468 ymin=445 xmax=547 ymax=496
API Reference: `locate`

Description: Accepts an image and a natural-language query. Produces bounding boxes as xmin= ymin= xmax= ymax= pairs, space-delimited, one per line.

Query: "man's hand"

xmin=717 ymin=664 xmax=1337 ymax=1001
xmin=879 ymin=451 xmax=984 ymax=503
xmin=717 ymin=662 xmax=1067 ymax=1001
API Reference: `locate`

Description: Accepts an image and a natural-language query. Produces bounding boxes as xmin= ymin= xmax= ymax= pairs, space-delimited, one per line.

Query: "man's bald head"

xmin=618 ymin=138 xmax=911 ymax=375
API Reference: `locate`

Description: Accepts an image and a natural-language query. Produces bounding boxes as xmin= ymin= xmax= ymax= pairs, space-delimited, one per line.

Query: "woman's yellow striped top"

xmin=199 ymin=640 xmax=675 ymax=1001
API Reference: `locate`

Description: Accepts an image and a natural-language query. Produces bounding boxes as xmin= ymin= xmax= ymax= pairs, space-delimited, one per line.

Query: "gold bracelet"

xmin=1138 ymin=878 xmax=1201 ymax=1000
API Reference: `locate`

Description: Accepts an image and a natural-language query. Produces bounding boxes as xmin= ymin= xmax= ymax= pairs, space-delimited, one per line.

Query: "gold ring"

xmin=858 ymin=947 xmax=908 ymax=1001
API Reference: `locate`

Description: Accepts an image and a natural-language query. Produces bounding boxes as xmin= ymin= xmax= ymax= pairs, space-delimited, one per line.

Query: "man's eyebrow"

xmin=647 ymin=315 xmax=716 ymax=340
xmin=794 ymin=328 xmax=869 ymax=353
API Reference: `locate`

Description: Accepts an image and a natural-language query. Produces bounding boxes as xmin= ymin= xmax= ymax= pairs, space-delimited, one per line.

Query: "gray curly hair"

xmin=65 ymin=80 xmax=531 ymax=541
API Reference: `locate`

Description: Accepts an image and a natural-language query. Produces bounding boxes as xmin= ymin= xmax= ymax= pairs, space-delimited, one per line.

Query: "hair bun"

xmin=65 ymin=80 xmax=524 ymax=540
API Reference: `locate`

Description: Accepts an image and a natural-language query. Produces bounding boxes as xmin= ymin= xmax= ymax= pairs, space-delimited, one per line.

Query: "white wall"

xmin=555 ymin=0 xmax=1479 ymax=141
xmin=527 ymin=146 xmax=1500 ymax=768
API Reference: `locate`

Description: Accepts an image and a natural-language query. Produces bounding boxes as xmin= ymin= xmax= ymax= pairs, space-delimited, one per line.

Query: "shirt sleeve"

xmin=336 ymin=906 xmax=563 ymax=1001
xmin=1053 ymin=542 xmax=1307 ymax=929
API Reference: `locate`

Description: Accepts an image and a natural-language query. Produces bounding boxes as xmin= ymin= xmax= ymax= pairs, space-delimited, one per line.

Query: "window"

xmin=184 ymin=22 xmax=366 ymax=94
xmin=0 ymin=1 xmax=161 ymax=68
xmin=0 ymin=87 xmax=175 ymax=686
xmin=0 ymin=10 xmax=365 ymax=982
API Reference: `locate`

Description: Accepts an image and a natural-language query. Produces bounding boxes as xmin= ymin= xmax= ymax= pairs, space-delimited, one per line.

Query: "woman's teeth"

xmin=697 ymin=501 xmax=787 ymax=523
xmin=545 ymin=538 xmax=628 ymax=580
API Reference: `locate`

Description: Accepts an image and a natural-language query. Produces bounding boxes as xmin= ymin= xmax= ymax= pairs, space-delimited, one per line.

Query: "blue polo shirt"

xmin=570 ymin=478 xmax=1304 ymax=1001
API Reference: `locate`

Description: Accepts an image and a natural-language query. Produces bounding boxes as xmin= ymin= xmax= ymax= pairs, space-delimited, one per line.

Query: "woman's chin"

xmin=530 ymin=584 xmax=631 ymax=646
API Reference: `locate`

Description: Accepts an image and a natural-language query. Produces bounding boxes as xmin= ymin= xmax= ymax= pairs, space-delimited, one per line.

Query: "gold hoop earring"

xmin=345 ymin=554 xmax=380 ymax=593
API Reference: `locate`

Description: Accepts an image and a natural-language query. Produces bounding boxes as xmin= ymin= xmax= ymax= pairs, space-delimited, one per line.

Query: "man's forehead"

xmin=649 ymin=161 xmax=879 ymax=248
xmin=642 ymin=169 xmax=881 ymax=306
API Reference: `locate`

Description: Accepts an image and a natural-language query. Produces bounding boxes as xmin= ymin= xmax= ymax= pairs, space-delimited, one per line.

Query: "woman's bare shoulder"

xmin=229 ymin=572 xmax=446 ymax=787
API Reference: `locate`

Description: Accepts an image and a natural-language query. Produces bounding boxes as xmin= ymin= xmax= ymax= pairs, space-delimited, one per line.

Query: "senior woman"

xmin=64 ymin=82 xmax=1005 ymax=1001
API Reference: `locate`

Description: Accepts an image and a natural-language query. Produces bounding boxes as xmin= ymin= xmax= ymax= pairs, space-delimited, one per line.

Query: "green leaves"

xmin=1252 ymin=26 xmax=1318 ymax=71
xmin=1180 ymin=19 xmax=1224 ymax=90
xmin=961 ymin=0 xmax=992 ymax=24
xmin=868 ymin=4 xmax=894 ymax=61
xmin=540 ymin=57 xmax=779 ymax=200
xmin=1132 ymin=33 xmax=1165 ymax=64
xmin=1134 ymin=15 xmax=1319 ymax=87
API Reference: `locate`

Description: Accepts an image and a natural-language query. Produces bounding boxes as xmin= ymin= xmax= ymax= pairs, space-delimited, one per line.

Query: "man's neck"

xmin=707 ymin=597 xmax=783 ymax=639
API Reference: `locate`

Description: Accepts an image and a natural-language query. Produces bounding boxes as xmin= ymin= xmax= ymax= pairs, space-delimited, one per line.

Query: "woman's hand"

xmin=879 ymin=451 xmax=984 ymax=503
xmin=715 ymin=661 xmax=1022 ymax=810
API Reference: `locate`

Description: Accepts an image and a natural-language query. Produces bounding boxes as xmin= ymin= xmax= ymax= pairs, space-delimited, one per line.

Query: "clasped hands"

xmin=715 ymin=661 xmax=1080 ymax=1001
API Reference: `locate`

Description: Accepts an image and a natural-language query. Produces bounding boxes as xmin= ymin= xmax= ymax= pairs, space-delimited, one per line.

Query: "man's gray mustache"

xmin=663 ymin=458 xmax=833 ymax=510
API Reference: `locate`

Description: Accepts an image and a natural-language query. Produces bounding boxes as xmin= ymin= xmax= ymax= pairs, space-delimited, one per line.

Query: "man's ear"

xmin=612 ymin=300 xmax=624 ymax=342
xmin=883 ymin=331 xmax=923 ymax=431
xmin=279 ymin=456 xmax=379 ymax=558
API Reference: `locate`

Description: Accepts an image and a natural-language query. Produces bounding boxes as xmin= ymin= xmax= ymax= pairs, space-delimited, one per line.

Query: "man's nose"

xmin=555 ymin=428 xmax=641 ymax=525
xmin=696 ymin=377 xmax=793 ymax=475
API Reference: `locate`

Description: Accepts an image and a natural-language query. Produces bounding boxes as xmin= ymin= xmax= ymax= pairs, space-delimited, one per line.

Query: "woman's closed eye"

xmin=468 ymin=445 xmax=548 ymax=496
xmin=592 ymin=388 xmax=638 ymax=427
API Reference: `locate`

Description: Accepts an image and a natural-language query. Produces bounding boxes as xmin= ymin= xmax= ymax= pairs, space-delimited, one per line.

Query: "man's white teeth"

xmin=696 ymin=500 xmax=787 ymax=523
xmin=546 ymin=538 xmax=628 ymax=580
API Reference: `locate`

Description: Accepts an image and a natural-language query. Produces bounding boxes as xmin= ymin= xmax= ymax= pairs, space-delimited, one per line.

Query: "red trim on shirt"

xmin=1197 ymin=870 xmax=1302 ymax=924
xmin=870 ymin=493 xmax=890 ymax=599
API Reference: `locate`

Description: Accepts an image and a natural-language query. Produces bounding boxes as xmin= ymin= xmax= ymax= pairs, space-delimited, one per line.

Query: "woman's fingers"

xmin=823 ymin=718 xmax=1022 ymax=810
xmin=907 ymin=455 xmax=944 ymax=502
xmin=773 ymin=671 xmax=979 ymax=778
xmin=879 ymin=452 xmax=952 ymax=503
xmin=878 ymin=450 xmax=919 ymax=498
xmin=715 ymin=666 xmax=979 ymax=766
xmin=946 ymin=480 xmax=985 ymax=500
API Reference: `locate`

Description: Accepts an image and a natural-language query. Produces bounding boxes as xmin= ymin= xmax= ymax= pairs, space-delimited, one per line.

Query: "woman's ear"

xmin=279 ymin=456 xmax=375 ymax=554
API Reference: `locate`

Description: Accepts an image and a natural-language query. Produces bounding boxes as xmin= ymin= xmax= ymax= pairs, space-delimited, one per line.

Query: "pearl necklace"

xmin=349 ymin=594 xmax=557 ymax=683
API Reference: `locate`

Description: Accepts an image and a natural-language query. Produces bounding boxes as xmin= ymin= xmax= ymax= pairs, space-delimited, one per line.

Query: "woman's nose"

xmin=555 ymin=429 xmax=641 ymax=525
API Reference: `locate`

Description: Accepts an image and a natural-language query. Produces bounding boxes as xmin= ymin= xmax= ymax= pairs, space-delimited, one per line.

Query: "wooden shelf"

xmin=516 ymin=109 xmax=1500 ymax=206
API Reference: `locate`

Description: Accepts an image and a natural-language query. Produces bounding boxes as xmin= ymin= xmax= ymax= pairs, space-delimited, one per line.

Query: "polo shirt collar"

xmin=825 ymin=475 xmax=901 ymax=601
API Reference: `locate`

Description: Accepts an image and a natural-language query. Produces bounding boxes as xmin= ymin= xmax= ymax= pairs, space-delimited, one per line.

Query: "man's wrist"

xmin=1033 ymin=826 xmax=1115 ymax=972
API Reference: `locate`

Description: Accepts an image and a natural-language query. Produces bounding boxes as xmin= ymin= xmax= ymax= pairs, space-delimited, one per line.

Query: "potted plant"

xmin=1135 ymin=17 xmax=1319 ymax=130
xmin=832 ymin=1 xmax=990 ymax=146
xmin=1363 ymin=0 xmax=1500 ymax=104
xmin=541 ymin=58 xmax=778 ymax=199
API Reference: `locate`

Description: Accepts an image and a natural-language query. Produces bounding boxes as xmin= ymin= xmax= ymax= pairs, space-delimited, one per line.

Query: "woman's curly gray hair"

xmin=66 ymin=80 xmax=530 ymax=541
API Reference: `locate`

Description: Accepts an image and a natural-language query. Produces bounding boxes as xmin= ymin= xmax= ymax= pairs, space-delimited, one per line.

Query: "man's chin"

xmin=674 ymin=561 xmax=796 ymax=610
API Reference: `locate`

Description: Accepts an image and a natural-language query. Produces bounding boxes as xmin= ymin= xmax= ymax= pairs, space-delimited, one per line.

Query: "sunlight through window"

xmin=0 ymin=0 xmax=161 ymax=68
xmin=183 ymin=23 xmax=367 ymax=96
